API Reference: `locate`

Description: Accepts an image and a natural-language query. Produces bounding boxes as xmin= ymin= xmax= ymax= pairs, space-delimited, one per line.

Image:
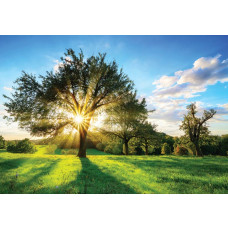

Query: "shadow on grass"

xmin=0 ymin=158 xmax=27 ymax=171
xmin=67 ymin=158 xmax=137 ymax=194
xmin=0 ymin=157 xmax=61 ymax=194
xmin=107 ymin=156 xmax=228 ymax=177
xmin=106 ymin=156 xmax=228 ymax=193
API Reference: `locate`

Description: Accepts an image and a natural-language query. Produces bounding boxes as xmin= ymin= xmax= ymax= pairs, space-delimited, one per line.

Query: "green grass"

xmin=0 ymin=146 xmax=228 ymax=194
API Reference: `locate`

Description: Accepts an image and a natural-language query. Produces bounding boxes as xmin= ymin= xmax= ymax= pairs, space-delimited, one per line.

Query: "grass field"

xmin=0 ymin=145 xmax=228 ymax=194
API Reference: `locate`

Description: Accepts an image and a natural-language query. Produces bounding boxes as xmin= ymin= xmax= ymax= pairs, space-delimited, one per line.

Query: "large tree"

xmin=102 ymin=92 xmax=148 ymax=155
xmin=180 ymin=103 xmax=216 ymax=156
xmin=4 ymin=49 xmax=133 ymax=157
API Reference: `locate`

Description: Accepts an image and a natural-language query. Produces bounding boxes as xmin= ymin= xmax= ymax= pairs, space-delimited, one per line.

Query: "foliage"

xmin=7 ymin=139 xmax=36 ymax=154
xmin=136 ymin=121 xmax=157 ymax=155
xmin=4 ymin=49 xmax=134 ymax=157
xmin=102 ymin=92 xmax=148 ymax=155
xmin=6 ymin=141 xmax=17 ymax=152
xmin=161 ymin=143 xmax=171 ymax=155
xmin=221 ymin=134 xmax=228 ymax=156
xmin=174 ymin=145 xmax=189 ymax=156
xmin=104 ymin=141 xmax=122 ymax=155
xmin=180 ymin=103 xmax=216 ymax=156
xmin=96 ymin=142 xmax=105 ymax=151
xmin=0 ymin=136 xmax=6 ymax=149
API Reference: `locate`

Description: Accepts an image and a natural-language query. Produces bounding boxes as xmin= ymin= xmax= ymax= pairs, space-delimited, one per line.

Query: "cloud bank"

xmin=148 ymin=55 xmax=228 ymax=136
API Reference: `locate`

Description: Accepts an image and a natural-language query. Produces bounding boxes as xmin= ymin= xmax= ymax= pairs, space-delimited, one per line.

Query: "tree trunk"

xmin=194 ymin=141 xmax=203 ymax=157
xmin=78 ymin=127 xmax=87 ymax=158
xmin=145 ymin=144 xmax=148 ymax=155
xmin=77 ymin=112 xmax=93 ymax=158
xmin=123 ymin=140 xmax=129 ymax=155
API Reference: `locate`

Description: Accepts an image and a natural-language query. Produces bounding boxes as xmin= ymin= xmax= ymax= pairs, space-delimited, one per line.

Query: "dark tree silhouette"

xmin=4 ymin=49 xmax=133 ymax=157
xmin=180 ymin=103 xmax=216 ymax=156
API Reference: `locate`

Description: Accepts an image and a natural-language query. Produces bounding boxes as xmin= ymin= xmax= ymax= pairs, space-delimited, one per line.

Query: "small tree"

xmin=4 ymin=49 xmax=133 ymax=157
xmin=180 ymin=103 xmax=216 ymax=156
xmin=161 ymin=143 xmax=171 ymax=155
xmin=0 ymin=135 xmax=6 ymax=149
xmin=137 ymin=121 xmax=157 ymax=155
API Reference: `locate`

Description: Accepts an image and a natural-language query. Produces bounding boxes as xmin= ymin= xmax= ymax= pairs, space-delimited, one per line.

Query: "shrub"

xmin=149 ymin=146 xmax=161 ymax=155
xmin=96 ymin=142 xmax=105 ymax=151
xmin=0 ymin=136 xmax=6 ymax=149
xmin=186 ymin=142 xmax=196 ymax=155
xmin=104 ymin=142 xmax=122 ymax=155
xmin=134 ymin=146 xmax=145 ymax=155
xmin=161 ymin=143 xmax=171 ymax=155
xmin=7 ymin=141 xmax=17 ymax=152
xmin=7 ymin=139 xmax=36 ymax=153
xmin=174 ymin=145 xmax=189 ymax=156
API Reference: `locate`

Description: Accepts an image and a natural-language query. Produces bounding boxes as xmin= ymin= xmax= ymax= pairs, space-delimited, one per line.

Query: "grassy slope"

xmin=0 ymin=146 xmax=228 ymax=194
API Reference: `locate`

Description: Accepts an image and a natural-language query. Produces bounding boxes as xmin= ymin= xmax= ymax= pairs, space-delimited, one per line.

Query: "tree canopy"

xmin=4 ymin=49 xmax=134 ymax=157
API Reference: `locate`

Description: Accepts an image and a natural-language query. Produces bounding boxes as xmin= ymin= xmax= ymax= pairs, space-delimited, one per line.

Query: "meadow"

xmin=0 ymin=145 xmax=228 ymax=194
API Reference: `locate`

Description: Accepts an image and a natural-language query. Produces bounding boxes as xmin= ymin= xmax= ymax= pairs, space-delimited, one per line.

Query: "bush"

xmin=96 ymin=142 xmax=105 ymax=151
xmin=0 ymin=136 xmax=6 ymax=149
xmin=174 ymin=145 xmax=189 ymax=156
xmin=7 ymin=141 xmax=17 ymax=152
xmin=7 ymin=139 xmax=36 ymax=153
xmin=186 ymin=142 xmax=196 ymax=155
xmin=161 ymin=143 xmax=171 ymax=155
xmin=149 ymin=147 xmax=161 ymax=155
xmin=134 ymin=146 xmax=145 ymax=155
xmin=104 ymin=142 xmax=122 ymax=155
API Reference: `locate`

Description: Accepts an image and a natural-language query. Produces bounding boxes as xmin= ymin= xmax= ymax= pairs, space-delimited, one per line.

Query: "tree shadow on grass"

xmin=0 ymin=158 xmax=27 ymax=171
xmin=107 ymin=156 xmax=228 ymax=193
xmin=0 ymin=157 xmax=61 ymax=194
xmin=67 ymin=158 xmax=137 ymax=194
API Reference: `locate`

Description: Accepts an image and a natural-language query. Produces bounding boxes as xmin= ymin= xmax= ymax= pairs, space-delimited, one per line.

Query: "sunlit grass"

xmin=0 ymin=146 xmax=228 ymax=194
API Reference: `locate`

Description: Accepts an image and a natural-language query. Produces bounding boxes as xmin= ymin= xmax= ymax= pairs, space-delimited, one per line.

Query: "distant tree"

xmin=221 ymin=134 xmax=228 ymax=156
xmin=102 ymin=92 xmax=148 ymax=155
xmin=161 ymin=142 xmax=171 ymax=155
xmin=137 ymin=121 xmax=157 ymax=155
xmin=180 ymin=103 xmax=216 ymax=156
xmin=4 ymin=49 xmax=133 ymax=157
xmin=0 ymin=135 xmax=6 ymax=149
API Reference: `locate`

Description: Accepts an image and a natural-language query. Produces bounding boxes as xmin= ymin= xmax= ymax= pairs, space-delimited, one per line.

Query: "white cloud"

xmin=3 ymin=86 xmax=13 ymax=91
xmin=220 ymin=103 xmax=228 ymax=110
xmin=153 ymin=55 xmax=228 ymax=99
xmin=153 ymin=75 xmax=178 ymax=89
xmin=53 ymin=56 xmax=72 ymax=73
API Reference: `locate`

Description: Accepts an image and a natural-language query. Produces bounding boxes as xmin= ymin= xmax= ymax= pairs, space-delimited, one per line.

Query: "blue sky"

xmin=0 ymin=35 xmax=228 ymax=139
